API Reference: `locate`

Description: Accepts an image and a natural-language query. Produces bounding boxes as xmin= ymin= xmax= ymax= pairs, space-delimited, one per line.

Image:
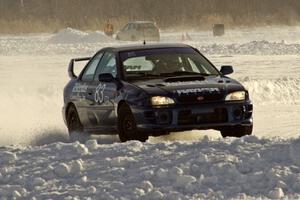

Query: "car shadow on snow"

xmin=31 ymin=129 xmax=121 ymax=146
xmin=31 ymin=129 xmax=221 ymax=146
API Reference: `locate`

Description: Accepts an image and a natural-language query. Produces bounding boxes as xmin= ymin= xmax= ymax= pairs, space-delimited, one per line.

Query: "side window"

xmin=81 ymin=53 xmax=103 ymax=81
xmin=128 ymin=23 xmax=134 ymax=31
xmin=94 ymin=52 xmax=117 ymax=81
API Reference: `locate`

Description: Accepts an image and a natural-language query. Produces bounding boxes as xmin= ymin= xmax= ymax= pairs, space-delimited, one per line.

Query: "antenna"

xmin=142 ymin=25 xmax=146 ymax=45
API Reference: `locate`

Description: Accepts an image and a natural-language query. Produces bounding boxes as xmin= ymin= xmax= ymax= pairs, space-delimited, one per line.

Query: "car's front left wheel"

xmin=118 ymin=104 xmax=148 ymax=142
xmin=67 ymin=105 xmax=89 ymax=142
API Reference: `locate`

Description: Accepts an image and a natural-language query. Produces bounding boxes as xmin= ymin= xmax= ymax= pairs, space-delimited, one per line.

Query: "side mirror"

xmin=98 ymin=73 xmax=115 ymax=82
xmin=220 ymin=65 xmax=234 ymax=75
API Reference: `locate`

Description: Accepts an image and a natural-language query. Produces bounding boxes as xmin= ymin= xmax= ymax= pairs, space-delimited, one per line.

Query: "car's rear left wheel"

xmin=67 ymin=105 xmax=89 ymax=142
xmin=118 ymin=104 xmax=148 ymax=142
xmin=220 ymin=125 xmax=253 ymax=138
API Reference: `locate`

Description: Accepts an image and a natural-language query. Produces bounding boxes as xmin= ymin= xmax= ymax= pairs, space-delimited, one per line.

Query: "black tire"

xmin=67 ymin=105 xmax=89 ymax=142
xmin=220 ymin=125 xmax=253 ymax=138
xmin=118 ymin=104 xmax=148 ymax=142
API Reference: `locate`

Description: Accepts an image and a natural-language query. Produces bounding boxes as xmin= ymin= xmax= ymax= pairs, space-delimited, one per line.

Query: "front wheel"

xmin=67 ymin=105 xmax=89 ymax=142
xmin=220 ymin=125 xmax=253 ymax=138
xmin=118 ymin=105 xmax=148 ymax=142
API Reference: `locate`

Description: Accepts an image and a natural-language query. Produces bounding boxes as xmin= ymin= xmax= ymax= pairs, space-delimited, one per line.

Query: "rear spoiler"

xmin=68 ymin=57 xmax=91 ymax=79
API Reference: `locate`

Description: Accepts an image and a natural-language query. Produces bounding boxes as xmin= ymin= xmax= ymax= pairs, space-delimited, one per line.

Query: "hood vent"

xmin=164 ymin=76 xmax=205 ymax=83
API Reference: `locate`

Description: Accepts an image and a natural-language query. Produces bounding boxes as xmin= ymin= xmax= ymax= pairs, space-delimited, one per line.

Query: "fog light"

xmin=156 ymin=111 xmax=171 ymax=124
xmin=233 ymin=108 xmax=243 ymax=119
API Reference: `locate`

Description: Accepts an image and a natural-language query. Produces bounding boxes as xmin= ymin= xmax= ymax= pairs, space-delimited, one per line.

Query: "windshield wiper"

xmin=160 ymin=71 xmax=212 ymax=76
xmin=127 ymin=72 xmax=161 ymax=77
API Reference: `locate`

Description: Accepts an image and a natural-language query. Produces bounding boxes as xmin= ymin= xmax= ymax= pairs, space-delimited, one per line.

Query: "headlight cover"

xmin=225 ymin=91 xmax=246 ymax=101
xmin=151 ymin=96 xmax=175 ymax=106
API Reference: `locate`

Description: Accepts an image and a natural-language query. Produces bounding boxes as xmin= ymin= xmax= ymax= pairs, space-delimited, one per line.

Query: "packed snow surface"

xmin=0 ymin=26 xmax=300 ymax=199
xmin=1 ymin=137 xmax=300 ymax=199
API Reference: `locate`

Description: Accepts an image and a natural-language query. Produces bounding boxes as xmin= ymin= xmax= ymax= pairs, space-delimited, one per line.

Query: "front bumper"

xmin=131 ymin=101 xmax=253 ymax=134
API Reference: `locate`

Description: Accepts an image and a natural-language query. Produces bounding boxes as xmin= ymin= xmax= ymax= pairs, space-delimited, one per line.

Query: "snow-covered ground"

xmin=0 ymin=26 xmax=300 ymax=199
xmin=2 ymin=137 xmax=300 ymax=199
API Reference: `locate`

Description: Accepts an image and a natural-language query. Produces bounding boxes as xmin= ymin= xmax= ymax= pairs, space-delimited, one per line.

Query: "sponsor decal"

xmin=175 ymin=88 xmax=220 ymax=95
xmin=72 ymin=83 xmax=88 ymax=93
xmin=124 ymin=65 xmax=142 ymax=71
xmin=70 ymin=94 xmax=86 ymax=101
xmin=94 ymin=83 xmax=106 ymax=104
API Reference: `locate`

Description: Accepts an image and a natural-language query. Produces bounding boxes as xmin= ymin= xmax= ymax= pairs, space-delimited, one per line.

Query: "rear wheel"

xmin=67 ymin=105 xmax=89 ymax=142
xmin=220 ymin=125 xmax=253 ymax=138
xmin=118 ymin=104 xmax=148 ymax=142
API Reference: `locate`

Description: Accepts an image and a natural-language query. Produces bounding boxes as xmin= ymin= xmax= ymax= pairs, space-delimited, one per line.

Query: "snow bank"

xmin=48 ymin=28 xmax=113 ymax=44
xmin=243 ymin=78 xmax=300 ymax=105
xmin=1 ymin=27 xmax=300 ymax=55
xmin=1 ymin=137 xmax=300 ymax=199
xmin=196 ymin=40 xmax=300 ymax=55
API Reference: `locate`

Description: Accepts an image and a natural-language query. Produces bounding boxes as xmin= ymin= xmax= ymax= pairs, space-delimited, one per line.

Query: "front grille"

xmin=178 ymin=108 xmax=228 ymax=125
xmin=177 ymin=93 xmax=224 ymax=104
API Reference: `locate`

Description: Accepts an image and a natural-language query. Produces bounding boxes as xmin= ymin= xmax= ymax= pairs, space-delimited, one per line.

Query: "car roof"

xmin=105 ymin=43 xmax=192 ymax=53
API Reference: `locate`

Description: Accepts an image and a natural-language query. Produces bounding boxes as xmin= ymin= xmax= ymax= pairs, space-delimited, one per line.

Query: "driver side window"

xmin=94 ymin=52 xmax=117 ymax=81
xmin=81 ymin=53 xmax=103 ymax=82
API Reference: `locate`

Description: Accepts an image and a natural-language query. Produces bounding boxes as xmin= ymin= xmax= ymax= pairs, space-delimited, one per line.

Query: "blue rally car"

xmin=63 ymin=44 xmax=253 ymax=142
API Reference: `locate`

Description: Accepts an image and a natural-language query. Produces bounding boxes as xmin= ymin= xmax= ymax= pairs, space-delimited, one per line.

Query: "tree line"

xmin=0 ymin=0 xmax=299 ymax=33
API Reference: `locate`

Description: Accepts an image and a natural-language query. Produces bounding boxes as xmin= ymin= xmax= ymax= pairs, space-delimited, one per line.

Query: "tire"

xmin=118 ymin=104 xmax=148 ymax=142
xmin=67 ymin=105 xmax=89 ymax=142
xmin=220 ymin=125 xmax=253 ymax=138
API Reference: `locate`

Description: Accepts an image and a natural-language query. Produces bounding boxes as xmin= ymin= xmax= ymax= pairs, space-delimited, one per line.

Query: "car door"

xmin=75 ymin=52 xmax=103 ymax=128
xmin=85 ymin=51 xmax=118 ymax=129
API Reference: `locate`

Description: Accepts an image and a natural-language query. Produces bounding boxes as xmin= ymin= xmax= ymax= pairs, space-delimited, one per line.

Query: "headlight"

xmin=151 ymin=96 xmax=175 ymax=105
xmin=225 ymin=91 xmax=246 ymax=101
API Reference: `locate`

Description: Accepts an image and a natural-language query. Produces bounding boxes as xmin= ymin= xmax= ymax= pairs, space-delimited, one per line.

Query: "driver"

xmin=152 ymin=55 xmax=183 ymax=74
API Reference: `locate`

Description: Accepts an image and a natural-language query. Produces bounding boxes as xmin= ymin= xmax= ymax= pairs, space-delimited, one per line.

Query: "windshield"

xmin=120 ymin=48 xmax=220 ymax=79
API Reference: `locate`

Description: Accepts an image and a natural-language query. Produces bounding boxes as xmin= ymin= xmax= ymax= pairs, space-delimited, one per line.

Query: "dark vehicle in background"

xmin=213 ymin=24 xmax=225 ymax=36
xmin=63 ymin=44 xmax=253 ymax=142
xmin=116 ymin=21 xmax=160 ymax=41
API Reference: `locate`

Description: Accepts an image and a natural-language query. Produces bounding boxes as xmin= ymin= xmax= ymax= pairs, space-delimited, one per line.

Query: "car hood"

xmin=130 ymin=75 xmax=245 ymax=103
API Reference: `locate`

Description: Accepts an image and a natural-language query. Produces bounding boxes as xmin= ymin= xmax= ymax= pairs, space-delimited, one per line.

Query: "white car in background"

xmin=116 ymin=21 xmax=160 ymax=42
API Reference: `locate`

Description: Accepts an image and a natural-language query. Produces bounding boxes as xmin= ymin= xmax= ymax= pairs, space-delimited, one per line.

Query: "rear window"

xmin=137 ymin=23 xmax=156 ymax=30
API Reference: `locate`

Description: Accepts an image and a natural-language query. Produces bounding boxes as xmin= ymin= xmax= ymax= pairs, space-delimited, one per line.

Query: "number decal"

xmin=94 ymin=83 xmax=106 ymax=104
